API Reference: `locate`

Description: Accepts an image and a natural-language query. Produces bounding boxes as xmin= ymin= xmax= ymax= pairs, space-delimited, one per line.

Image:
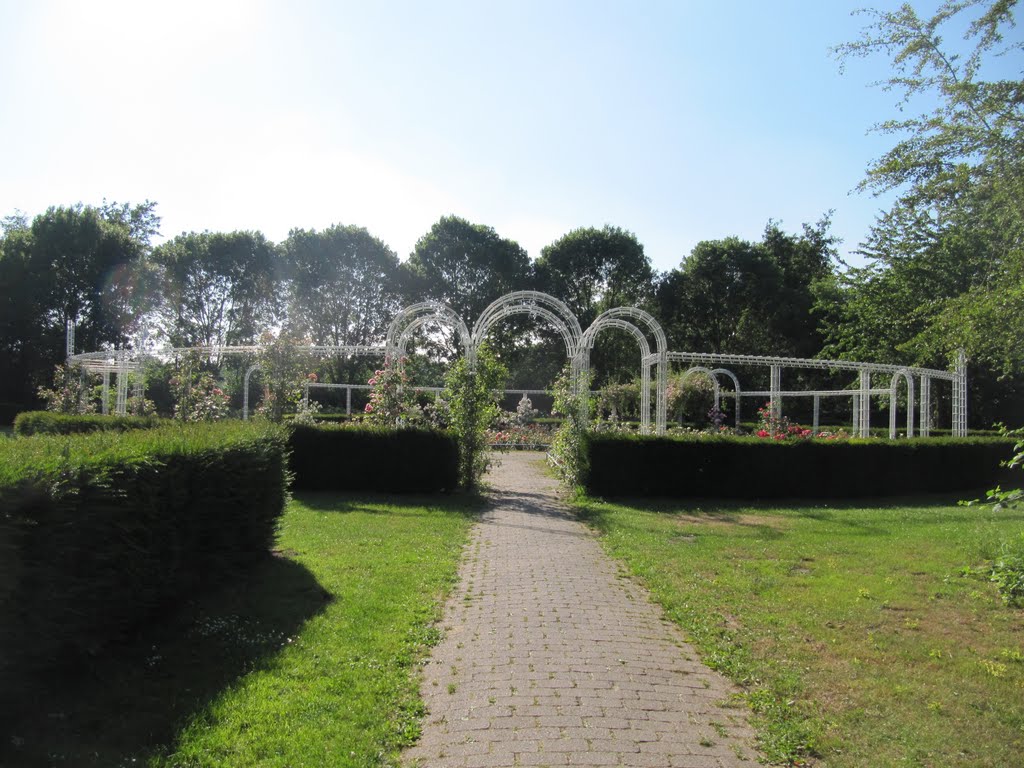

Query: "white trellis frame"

xmin=65 ymin=293 xmax=969 ymax=437
xmin=386 ymin=300 xmax=473 ymax=362
xmin=578 ymin=318 xmax=655 ymax=431
xmin=576 ymin=306 xmax=669 ymax=434
xmin=674 ymin=366 xmax=721 ymax=427
xmin=471 ymin=291 xmax=583 ymax=367
xmin=711 ymin=368 xmax=742 ymax=428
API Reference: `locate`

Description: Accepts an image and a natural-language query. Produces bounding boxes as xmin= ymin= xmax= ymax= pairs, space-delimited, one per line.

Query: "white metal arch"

xmin=580 ymin=306 xmax=669 ymax=433
xmin=889 ymin=368 xmax=916 ymax=439
xmin=577 ymin=317 xmax=655 ymax=432
xmin=710 ymin=367 xmax=742 ymax=428
xmin=676 ymin=366 xmax=721 ymax=427
xmin=385 ymin=301 xmax=471 ymax=360
xmin=472 ymin=291 xmax=582 ymax=360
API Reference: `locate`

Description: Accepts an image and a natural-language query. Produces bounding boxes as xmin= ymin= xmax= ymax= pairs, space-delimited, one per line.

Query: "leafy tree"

xmin=405 ymin=215 xmax=531 ymax=322
xmin=281 ymin=224 xmax=404 ymax=384
xmin=404 ymin=216 xmax=531 ymax=381
xmin=0 ymin=203 xmax=151 ymax=409
xmin=658 ymin=220 xmax=836 ymax=357
xmin=152 ymin=230 xmax=282 ymax=350
xmin=535 ymin=225 xmax=653 ymax=324
xmin=442 ymin=344 xmax=508 ymax=490
xmin=536 ymin=226 xmax=654 ymax=386
xmin=828 ymin=0 xmax=1024 ymax=426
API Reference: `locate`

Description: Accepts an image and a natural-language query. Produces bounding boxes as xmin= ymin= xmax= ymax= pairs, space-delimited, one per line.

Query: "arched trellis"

xmin=578 ymin=318 xmax=654 ymax=431
xmin=577 ymin=306 xmax=668 ymax=433
xmin=64 ymin=294 xmax=969 ymax=437
xmin=385 ymin=301 xmax=472 ymax=361
xmin=471 ymin=291 xmax=582 ymax=368
xmin=675 ymin=366 xmax=721 ymax=428
xmin=889 ymin=368 xmax=916 ymax=439
xmin=711 ymin=368 xmax=742 ymax=428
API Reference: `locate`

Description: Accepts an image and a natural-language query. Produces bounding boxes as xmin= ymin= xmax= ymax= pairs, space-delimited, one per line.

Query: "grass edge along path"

xmin=2 ymin=491 xmax=477 ymax=768
xmin=574 ymin=494 xmax=1024 ymax=767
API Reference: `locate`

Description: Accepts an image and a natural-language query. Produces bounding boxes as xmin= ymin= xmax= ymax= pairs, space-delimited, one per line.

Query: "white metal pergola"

xmin=66 ymin=292 xmax=968 ymax=437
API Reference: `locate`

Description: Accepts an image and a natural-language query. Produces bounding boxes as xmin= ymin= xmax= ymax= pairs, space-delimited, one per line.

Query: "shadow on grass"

xmin=293 ymin=489 xmax=485 ymax=518
xmin=1 ymin=553 xmax=331 ymax=768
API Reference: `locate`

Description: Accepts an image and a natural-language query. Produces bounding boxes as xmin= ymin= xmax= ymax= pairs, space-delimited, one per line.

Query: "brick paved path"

xmin=404 ymin=453 xmax=760 ymax=768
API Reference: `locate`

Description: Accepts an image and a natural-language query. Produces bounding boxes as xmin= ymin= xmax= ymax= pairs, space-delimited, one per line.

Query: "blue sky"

xmin=0 ymin=1 xmax=998 ymax=272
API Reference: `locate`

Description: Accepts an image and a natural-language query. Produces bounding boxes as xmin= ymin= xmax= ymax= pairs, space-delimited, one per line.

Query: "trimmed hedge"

xmin=0 ymin=422 xmax=290 ymax=695
xmin=13 ymin=410 xmax=165 ymax=436
xmin=288 ymin=423 xmax=459 ymax=493
xmin=583 ymin=433 xmax=1019 ymax=499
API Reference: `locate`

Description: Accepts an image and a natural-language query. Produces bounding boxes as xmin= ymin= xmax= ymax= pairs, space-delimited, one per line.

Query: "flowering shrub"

xmin=755 ymin=402 xmax=849 ymax=441
xmin=254 ymin=331 xmax=317 ymax=422
xmin=364 ymin=357 xmax=419 ymax=426
xmin=488 ymin=423 xmax=554 ymax=449
xmin=38 ymin=363 xmax=99 ymax=414
xmin=170 ymin=354 xmax=229 ymax=422
xmin=443 ymin=345 xmax=507 ymax=489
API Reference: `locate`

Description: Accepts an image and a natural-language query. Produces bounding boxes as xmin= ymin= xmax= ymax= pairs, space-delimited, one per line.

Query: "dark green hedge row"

xmin=13 ymin=410 xmax=165 ymax=436
xmin=583 ymin=433 xmax=1018 ymax=499
xmin=0 ymin=422 xmax=290 ymax=695
xmin=288 ymin=423 xmax=459 ymax=492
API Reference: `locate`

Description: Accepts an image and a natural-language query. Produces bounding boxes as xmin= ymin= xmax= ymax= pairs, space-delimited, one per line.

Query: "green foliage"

xmin=657 ymin=218 xmax=836 ymax=358
xmin=13 ymin=411 xmax=163 ymax=436
xmin=442 ymin=345 xmax=508 ymax=489
xmin=595 ymin=381 xmax=639 ymax=422
xmin=37 ymin=362 xmax=99 ymax=414
xmin=287 ymin=423 xmax=459 ymax=492
xmin=405 ymin=215 xmax=531 ymax=324
xmin=252 ymin=330 xmax=318 ymax=423
xmin=828 ymin=0 xmax=1024 ymax=426
xmin=536 ymin=225 xmax=654 ymax=386
xmin=0 ymin=422 xmax=290 ymax=704
xmin=583 ymin=433 xmax=1018 ymax=498
xmin=364 ymin=356 xmax=419 ymax=426
xmin=151 ymin=230 xmax=282 ymax=348
xmin=281 ymin=223 xmax=404 ymax=385
xmin=989 ymin=531 xmax=1024 ymax=605
xmin=549 ymin=365 xmax=591 ymax=487
xmin=169 ymin=351 xmax=230 ymax=421
xmin=0 ymin=203 xmax=155 ymax=409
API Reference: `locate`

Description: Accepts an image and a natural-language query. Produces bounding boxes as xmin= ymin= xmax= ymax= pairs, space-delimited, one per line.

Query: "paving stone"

xmin=402 ymin=454 xmax=760 ymax=768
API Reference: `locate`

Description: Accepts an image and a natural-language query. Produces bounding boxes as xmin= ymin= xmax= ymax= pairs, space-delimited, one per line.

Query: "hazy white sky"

xmin=0 ymin=1 xmax=1004 ymax=271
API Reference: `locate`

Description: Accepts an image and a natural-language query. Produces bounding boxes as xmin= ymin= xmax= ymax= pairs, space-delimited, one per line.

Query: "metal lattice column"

xmin=102 ymin=370 xmax=110 ymax=415
xmin=813 ymin=394 xmax=820 ymax=433
xmin=919 ymin=375 xmax=931 ymax=437
xmin=953 ymin=350 xmax=968 ymax=437
xmin=769 ymin=365 xmax=781 ymax=420
xmin=243 ymin=364 xmax=259 ymax=420
xmin=858 ymin=370 xmax=871 ymax=438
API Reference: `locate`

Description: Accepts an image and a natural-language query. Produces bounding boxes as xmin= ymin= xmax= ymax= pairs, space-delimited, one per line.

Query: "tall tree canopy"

xmin=0 ymin=203 xmax=153 ymax=408
xmin=151 ymin=230 xmax=282 ymax=349
xmin=281 ymin=224 xmax=404 ymax=382
xmin=534 ymin=225 xmax=653 ymax=326
xmin=658 ymin=219 xmax=837 ymax=358
xmin=404 ymin=215 xmax=532 ymax=323
xmin=828 ymin=0 xmax=1024 ymax=425
xmin=534 ymin=226 xmax=655 ymax=386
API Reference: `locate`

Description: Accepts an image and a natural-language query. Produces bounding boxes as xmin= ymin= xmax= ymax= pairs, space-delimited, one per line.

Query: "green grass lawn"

xmin=575 ymin=494 xmax=1024 ymax=767
xmin=2 ymin=492 xmax=476 ymax=767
